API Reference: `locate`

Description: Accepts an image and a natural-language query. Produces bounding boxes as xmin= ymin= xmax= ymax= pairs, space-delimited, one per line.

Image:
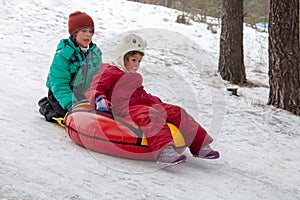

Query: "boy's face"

xmin=75 ymin=28 xmax=94 ymax=48
xmin=124 ymin=53 xmax=143 ymax=73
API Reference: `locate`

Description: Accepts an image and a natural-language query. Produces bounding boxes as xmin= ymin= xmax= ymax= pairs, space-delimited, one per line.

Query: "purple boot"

xmin=157 ymin=145 xmax=187 ymax=164
xmin=194 ymin=144 xmax=220 ymax=159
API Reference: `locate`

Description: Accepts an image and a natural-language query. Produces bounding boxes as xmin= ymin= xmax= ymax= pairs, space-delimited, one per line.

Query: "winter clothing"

xmin=38 ymin=90 xmax=68 ymax=122
xmin=38 ymin=96 xmax=58 ymax=123
xmin=46 ymin=37 xmax=102 ymax=111
xmin=156 ymin=145 xmax=187 ymax=164
xmin=111 ymin=33 xmax=147 ymax=72
xmin=85 ymin=64 xmax=213 ymax=158
xmin=95 ymin=95 xmax=111 ymax=112
xmin=38 ymin=11 xmax=102 ymax=123
xmin=194 ymin=144 xmax=220 ymax=159
xmin=85 ymin=33 xmax=217 ymax=160
xmin=68 ymin=11 xmax=94 ymax=35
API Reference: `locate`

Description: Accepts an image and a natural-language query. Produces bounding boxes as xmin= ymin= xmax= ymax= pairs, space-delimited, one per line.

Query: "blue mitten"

xmin=95 ymin=95 xmax=111 ymax=112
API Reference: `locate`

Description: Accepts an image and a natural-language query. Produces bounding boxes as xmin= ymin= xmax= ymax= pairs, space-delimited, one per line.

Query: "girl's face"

xmin=74 ymin=28 xmax=94 ymax=48
xmin=124 ymin=53 xmax=143 ymax=73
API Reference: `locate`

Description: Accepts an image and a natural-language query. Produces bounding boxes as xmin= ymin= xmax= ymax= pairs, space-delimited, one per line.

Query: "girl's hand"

xmin=95 ymin=95 xmax=111 ymax=112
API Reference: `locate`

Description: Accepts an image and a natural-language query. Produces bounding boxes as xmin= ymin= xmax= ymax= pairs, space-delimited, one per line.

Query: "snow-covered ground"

xmin=1 ymin=0 xmax=299 ymax=199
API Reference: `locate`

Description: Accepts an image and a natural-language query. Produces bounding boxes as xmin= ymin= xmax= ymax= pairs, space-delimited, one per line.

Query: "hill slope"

xmin=0 ymin=0 xmax=299 ymax=199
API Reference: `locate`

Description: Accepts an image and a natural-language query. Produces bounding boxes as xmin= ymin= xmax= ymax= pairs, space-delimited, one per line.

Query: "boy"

xmin=38 ymin=11 xmax=102 ymax=122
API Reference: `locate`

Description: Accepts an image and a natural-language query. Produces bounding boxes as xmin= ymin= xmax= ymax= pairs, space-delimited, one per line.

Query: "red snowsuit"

xmin=85 ymin=64 xmax=213 ymax=158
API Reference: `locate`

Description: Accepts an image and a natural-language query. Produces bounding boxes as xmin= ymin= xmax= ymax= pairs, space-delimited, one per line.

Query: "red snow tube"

xmin=64 ymin=102 xmax=187 ymax=160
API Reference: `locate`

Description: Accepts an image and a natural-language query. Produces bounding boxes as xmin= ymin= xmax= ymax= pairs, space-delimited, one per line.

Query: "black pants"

xmin=38 ymin=90 xmax=67 ymax=122
xmin=48 ymin=90 xmax=67 ymax=117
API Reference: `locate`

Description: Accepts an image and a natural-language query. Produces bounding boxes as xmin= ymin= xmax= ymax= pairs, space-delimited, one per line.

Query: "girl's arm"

xmin=85 ymin=67 xmax=114 ymax=107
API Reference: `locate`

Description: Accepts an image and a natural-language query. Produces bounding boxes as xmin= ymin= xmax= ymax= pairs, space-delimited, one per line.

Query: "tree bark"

xmin=268 ymin=0 xmax=300 ymax=115
xmin=218 ymin=0 xmax=246 ymax=84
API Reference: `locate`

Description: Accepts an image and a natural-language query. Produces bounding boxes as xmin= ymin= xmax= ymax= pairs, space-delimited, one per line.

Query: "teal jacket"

xmin=46 ymin=37 xmax=102 ymax=110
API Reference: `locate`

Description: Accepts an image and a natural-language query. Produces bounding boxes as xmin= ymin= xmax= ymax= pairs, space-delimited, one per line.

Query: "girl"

xmin=85 ymin=34 xmax=219 ymax=164
xmin=38 ymin=11 xmax=102 ymax=123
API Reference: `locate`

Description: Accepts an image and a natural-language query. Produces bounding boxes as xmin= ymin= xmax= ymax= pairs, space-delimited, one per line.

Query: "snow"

xmin=1 ymin=0 xmax=300 ymax=199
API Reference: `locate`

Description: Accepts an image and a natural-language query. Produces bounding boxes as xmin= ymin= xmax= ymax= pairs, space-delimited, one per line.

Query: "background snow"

xmin=0 ymin=0 xmax=299 ymax=199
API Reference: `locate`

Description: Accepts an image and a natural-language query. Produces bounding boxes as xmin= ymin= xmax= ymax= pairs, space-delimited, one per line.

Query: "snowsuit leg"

xmin=161 ymin=103 xmax=213 ymax=155
xmin=127 ymin=105 xmax=174 ymax=158
xmin=48 ymin=90 xmax=68 ymax=117
xmin=38 ymin=90 xmax=67 ymax=122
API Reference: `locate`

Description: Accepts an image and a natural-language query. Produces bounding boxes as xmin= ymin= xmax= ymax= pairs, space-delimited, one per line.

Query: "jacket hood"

xmin=111 ymin=34 xmax=147 ymax=72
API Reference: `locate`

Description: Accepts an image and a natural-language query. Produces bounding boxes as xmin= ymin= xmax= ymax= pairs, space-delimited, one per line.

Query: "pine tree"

xmin=268 ymin=0 xmax=300 ymax=115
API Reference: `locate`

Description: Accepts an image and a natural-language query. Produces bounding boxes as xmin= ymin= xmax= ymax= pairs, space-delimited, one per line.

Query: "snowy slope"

xmin=1 ymin=0 xmax=300 ymax=199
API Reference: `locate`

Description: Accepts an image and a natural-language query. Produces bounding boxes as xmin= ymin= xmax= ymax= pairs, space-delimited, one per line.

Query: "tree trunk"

xmin=219 ymin=0 xmax=246 ymax=84
xmin=268 ymin=0 xmax=300 ymax=115
xmin=218 ymin=0 xmax=246 ymax=84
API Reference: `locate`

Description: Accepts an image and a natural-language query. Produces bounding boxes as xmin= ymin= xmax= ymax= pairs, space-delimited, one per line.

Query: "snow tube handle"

xmin=110 ymin=105 xmax=115 ymax=120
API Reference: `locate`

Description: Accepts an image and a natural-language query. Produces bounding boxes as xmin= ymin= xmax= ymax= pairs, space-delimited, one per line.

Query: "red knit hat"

xmin=68 ymin=11 xmax=94 ymax=35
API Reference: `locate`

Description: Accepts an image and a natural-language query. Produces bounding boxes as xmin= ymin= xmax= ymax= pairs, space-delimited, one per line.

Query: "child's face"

xmin=75 ymin=28 xmax=94 ymax=48
xmin=124 ymin=53 xmax=143 ymax=73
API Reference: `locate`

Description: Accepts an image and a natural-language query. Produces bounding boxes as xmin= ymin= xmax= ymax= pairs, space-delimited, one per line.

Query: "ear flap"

xmin=124 ymin=34 xmax=132 ymax=43
xmin=141 ymin=39 xmax=147 ymax=48
xmin=128 ymin=34 xmax=147 ymax=49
